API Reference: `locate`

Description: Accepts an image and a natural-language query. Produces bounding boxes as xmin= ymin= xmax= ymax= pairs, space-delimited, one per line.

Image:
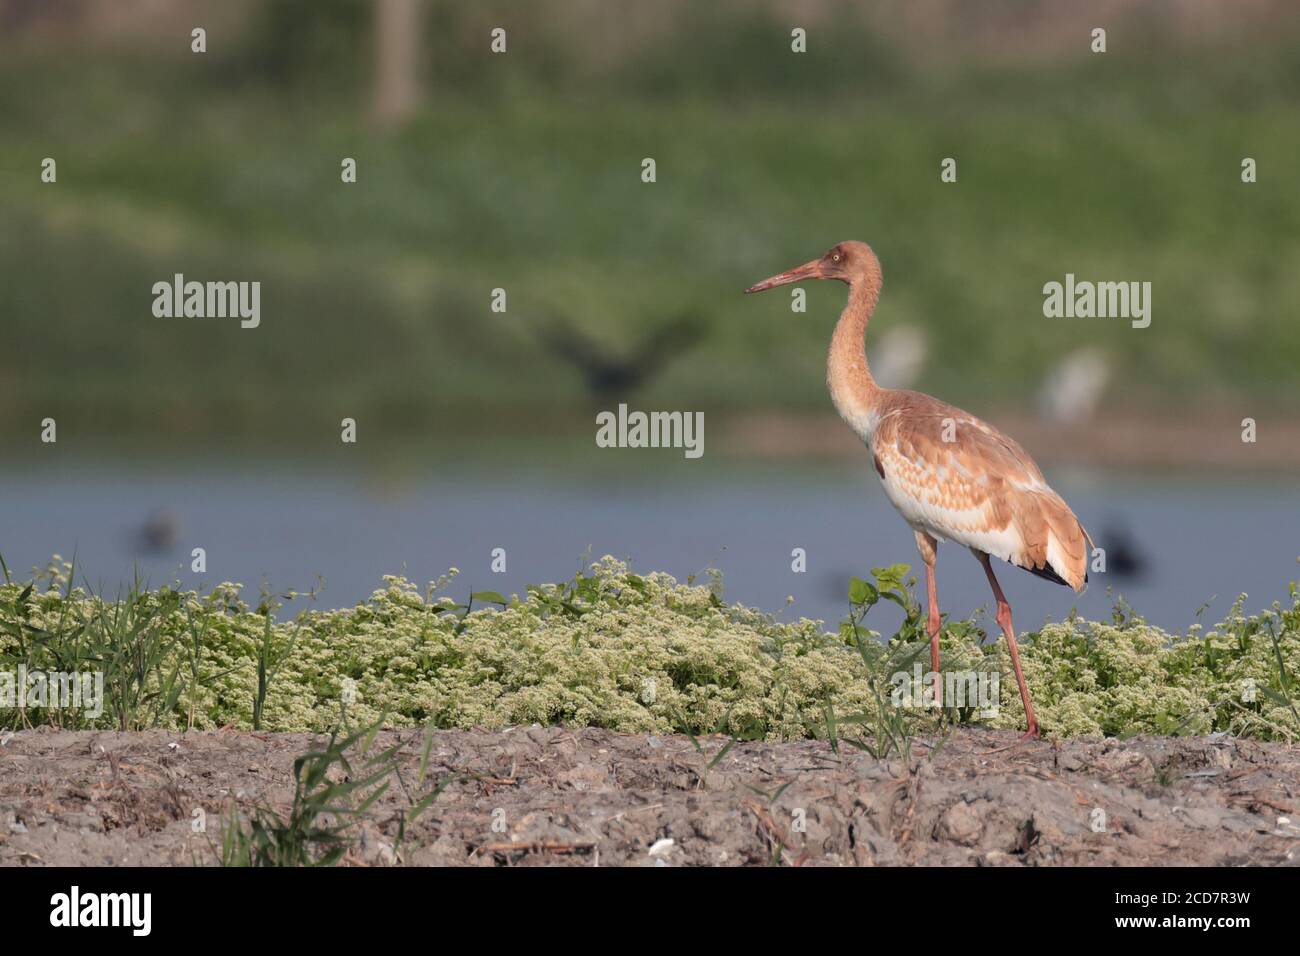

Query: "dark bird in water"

xmin=1099 ymin=521 xmax=1147 ymax=581
xmin=537 ymin=312 xmax=706 ymax=404
xmin=135 ymin=508 xmax=180 ymax=555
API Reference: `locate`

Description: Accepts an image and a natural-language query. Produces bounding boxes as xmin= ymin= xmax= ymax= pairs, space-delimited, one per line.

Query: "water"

xmin=2 ymin=462 xmax=1296 ymax=635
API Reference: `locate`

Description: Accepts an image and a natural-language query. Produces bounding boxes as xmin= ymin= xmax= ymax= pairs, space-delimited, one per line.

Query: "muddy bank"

xmin=2 ymin=727 xmax=1298 ymax=866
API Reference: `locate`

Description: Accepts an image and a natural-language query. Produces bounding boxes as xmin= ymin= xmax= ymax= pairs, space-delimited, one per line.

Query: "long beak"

xmin=744 ymin=259 xmax=823 ymax=294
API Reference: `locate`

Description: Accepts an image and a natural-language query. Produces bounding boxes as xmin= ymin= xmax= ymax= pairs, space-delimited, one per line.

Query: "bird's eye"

xmin=832 ymin=253 xmax=841 ymax=262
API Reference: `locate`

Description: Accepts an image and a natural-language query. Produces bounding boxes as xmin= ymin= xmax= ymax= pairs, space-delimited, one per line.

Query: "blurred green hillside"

xmin=2 ymin=0 xmax=1299 ymax=454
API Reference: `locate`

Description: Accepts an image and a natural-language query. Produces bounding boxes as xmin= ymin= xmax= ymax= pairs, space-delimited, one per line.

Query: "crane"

xmin=746 ymin=241 xmax=1092 ymax=738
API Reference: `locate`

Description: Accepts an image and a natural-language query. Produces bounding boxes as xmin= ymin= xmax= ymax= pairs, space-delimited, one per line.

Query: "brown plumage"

xmin=869 ymin=390 xmax=1092 ymax=590
xmin=746 ymin=240 xmax=1092 ymax=738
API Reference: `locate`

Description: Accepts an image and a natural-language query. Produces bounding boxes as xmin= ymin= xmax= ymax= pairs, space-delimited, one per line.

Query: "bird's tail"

xmin=1045 ymin=501 xmax=1092 ymax=593
xmin=1017 ymin=490 xmax=1092 ymax=592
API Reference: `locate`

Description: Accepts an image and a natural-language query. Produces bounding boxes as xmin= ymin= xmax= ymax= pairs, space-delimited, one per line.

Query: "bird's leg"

xmin=924 ymin=562 xmax=942 ymax=707
xmin=974 ymin=551 xmax=1039 ymax=739
xmin=916 ymin=531 xmax=942 ymax=708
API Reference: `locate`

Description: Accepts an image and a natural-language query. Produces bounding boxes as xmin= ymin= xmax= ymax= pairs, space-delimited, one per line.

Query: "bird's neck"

xmin=827 ymin=276 xmax=883 ymax=441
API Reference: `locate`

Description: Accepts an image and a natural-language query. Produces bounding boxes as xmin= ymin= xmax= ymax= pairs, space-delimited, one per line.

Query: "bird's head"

xmin=744 ymin=241 xmax=878 ymax=294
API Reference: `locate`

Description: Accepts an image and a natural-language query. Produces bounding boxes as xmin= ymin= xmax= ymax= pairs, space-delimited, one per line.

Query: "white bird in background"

xmin=1037 ymin=347 xmax=1110 ymax=426
xmin=871 ymin=325 xmax=928 ymax=390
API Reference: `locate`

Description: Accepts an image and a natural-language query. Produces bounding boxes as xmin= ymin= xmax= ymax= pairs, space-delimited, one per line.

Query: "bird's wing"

xmin=536 ymin=319 xmax=611 ymax=372
xmin=872 ymin=392 xmax=1091 ymax=590
xmin=620 ymin=313 xmax=707 ymax=384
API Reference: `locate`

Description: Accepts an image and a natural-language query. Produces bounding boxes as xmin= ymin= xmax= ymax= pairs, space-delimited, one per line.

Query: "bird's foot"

xmin=977 ymin=724 xmax=1041 ymax=755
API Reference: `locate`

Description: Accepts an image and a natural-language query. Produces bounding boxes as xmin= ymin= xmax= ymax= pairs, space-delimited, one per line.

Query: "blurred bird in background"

xmin=1037 ymin=348 xmax=1111 ymax=426
xmin=537 ymin=312 xmax=706 ymax=405
xmin=134 ymin=508 xmax=180 ymax=555
xmin=870 ymin=325 xmax=928 ymax=390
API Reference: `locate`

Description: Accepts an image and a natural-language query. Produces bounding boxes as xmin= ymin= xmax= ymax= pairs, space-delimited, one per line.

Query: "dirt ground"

xmin=2 ymin=726 xmax=1299 ymax=866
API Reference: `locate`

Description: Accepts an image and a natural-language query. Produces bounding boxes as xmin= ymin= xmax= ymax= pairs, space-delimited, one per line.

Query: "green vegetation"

xmin=3 ymin=5 xmax=1300 ymax=452
xmin=216 ymin=720 xmax=454 ymax=867
xmin=2 ymin=555 xmax=1297 ymax=742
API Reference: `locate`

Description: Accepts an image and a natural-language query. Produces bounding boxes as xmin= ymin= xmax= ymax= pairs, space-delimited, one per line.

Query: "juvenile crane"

xmin=746 ymin=241 xmax=1091 ymax=738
